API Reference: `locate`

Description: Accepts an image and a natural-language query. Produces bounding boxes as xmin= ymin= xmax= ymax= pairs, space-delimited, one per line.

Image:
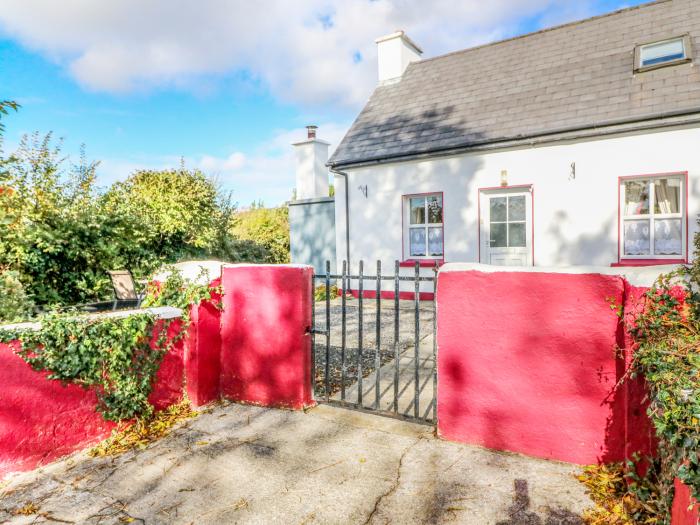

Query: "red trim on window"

xmin=399 ymin=259 xmax=444 ymax=268
xmin=611 ymin=259 xmax=687 ymax=267
xmin=401 ymin=191 xmax=445 ymax=262
xmin=477 ymin=184 xmax=535 ymax=265
xmin=617 ymin=171 xmax=688 ymax=264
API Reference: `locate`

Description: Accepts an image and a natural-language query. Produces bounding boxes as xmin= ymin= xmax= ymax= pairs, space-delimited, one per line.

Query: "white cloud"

xmin=192 ymin=121 xmax=350 ymax=206
xmin=0 ymin=0 xmax=605 ymax=109
xmin=199 ymin=152 xmax=246 ymax=173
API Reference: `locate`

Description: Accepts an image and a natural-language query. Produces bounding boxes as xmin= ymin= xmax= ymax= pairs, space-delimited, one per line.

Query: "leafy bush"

xmin=623 ymin=271 xmax=700 ymax=521
xmin=0 ymin=270 xmax=34 ymax=323
xmin=231 ymin=205 xmax=290 ymax=264
xmin=0 ymin=132 xmax=291 ymax=307
xmin=1 ymin=102 xmax=291 ymax=308
xmin=314 ymin=284 xmax=339 ymax=302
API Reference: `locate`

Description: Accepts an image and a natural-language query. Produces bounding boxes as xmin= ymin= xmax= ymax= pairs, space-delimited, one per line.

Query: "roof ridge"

xmin=413 ymin=0 xmax=671 ymax=67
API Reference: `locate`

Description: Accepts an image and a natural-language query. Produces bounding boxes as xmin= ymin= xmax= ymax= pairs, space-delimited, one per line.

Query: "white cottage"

xmin=327 ymin=0 xmax=700 ymax=289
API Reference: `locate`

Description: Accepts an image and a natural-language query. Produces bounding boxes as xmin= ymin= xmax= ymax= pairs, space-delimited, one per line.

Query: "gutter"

xmin=329 ymin=107 xmax=700 ymax=170
xmin=329 ymin=167 xmax=351 ymax=268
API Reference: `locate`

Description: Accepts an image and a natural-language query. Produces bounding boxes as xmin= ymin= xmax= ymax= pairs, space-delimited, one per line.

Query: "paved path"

xmin=0 ymin=403 xmax=592 ymax=524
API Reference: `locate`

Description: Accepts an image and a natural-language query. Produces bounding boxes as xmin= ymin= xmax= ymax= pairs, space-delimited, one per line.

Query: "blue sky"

xmin=0 ymin=0 xmax=647 ymax=206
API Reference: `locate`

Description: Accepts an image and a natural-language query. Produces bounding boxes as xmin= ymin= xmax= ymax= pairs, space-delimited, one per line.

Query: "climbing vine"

xmin=625 ymin=270 xmax=700 ymax=521
xmin=0 ymin=268 xmax=219 ymax=421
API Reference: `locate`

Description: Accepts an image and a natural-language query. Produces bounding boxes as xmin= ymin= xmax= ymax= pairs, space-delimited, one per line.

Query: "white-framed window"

xmin=404 ymin=193 xmax=443 ymax=259
xmin=620 ymin=174 xmax=686 ymax=260
xmin=635 ymin=36 xmax=692 ymax=72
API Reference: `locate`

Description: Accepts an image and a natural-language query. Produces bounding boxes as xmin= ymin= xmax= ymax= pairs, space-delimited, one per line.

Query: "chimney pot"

xmin=306 ymin=125 xmax=318 ymax=140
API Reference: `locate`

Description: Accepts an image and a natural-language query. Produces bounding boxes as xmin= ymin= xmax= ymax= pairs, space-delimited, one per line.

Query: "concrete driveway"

xmin=0 ymin=402 xmax=592 ymax=524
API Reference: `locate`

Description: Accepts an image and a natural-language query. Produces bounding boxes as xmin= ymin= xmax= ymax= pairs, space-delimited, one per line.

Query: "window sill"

xmin=611 ymin=259 xmax=687 ymax=267
xmin=399 ymin=259 xmax=444 ymax=268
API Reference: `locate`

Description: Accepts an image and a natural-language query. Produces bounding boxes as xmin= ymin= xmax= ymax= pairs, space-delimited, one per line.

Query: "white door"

xmin=480 ymin=189 xmax=533 ymax=266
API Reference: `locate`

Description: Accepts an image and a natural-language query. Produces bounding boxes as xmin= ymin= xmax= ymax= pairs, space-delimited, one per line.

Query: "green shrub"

xmin=231 ymin=205 xmax=290 ymax=264
xmin=314 ymin=284 xmax=339 ymax=302
xmin=0 ymin=270 xmax=34 ymax=323
xmin=624 ymin=271 xmax=700 ymax=521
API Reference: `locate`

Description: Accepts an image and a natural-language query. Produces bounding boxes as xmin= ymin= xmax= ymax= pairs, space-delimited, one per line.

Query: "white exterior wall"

xmin=334 ymin=126 xmax=700 ymax=291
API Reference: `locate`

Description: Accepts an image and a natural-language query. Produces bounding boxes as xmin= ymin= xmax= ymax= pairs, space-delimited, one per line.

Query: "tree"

xmin=0 ymin=132 xmax=129 ymax=305
xmin=231 ymin=206 xmax=290 ymax=264
xmin=104 ymin=168 xmax=221 ymax=263
xmin=0 ymin=100 xmax=19 ymax=136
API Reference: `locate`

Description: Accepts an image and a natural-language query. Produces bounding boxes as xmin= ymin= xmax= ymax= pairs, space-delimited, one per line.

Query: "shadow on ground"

xmin=0 ymin=403 xmax=593 ymax=524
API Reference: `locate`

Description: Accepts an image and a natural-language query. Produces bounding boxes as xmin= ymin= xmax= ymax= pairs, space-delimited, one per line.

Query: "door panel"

xmin=480 ymin=189 xmax=533 ymax=266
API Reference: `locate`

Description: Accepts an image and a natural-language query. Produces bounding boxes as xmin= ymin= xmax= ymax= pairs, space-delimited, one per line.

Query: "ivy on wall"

xmin=625 ymin=271 xmax=700 ymax=521
xmin=0 ymin=268 xmax=219 ymax=421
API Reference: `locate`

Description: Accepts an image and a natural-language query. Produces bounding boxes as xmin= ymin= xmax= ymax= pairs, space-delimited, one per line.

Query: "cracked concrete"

xmin=0 ymin=402 xmax=593 ymax=524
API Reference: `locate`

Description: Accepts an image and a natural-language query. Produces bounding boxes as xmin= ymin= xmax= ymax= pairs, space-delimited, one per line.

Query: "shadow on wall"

xmin=546 ymin=212 xmax=617 ymax=266
xmin=437 ymin=270 xmax=642 ymax=465
xmin=220 ymin=266 xmax=313 ymax=408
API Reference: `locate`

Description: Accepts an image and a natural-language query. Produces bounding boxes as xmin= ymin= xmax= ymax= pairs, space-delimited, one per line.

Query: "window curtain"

xmin=655 ymin=179 xmax=679 ymax=214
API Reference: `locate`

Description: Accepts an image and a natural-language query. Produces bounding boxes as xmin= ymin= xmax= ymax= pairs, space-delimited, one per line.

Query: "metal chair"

xmin=108 ymin=270 xmax=145 ymax=310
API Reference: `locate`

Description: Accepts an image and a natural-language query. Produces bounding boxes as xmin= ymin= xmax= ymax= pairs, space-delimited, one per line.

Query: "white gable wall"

xmin=334 ymin=125 xmax=700 ymax=286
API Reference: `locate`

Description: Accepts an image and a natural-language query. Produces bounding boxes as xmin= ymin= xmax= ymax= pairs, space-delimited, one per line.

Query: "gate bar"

xmin=432 ymin=261 xmax=438 ymax=422
xmin=393 ymin=260 xmax=400 ymax=413
xmin=324 ymin=260 xmax=331 ymax=402
xmin=357 ymin=260 xmax=364 ymax=407
xmin=340 ymin=260 xmax=347 ymax=402
xmin=375 ymin=260 xmax=381 ymax=409
xmin=311 ymin=265 xmax=316 ymax=397
xmin=414 ymin=261 xmax=420 ymax=419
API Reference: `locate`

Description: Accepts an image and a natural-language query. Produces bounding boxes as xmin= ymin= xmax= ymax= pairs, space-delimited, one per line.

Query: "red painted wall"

xmin=184 ymin=279 xmax=222 ymax=407
xmin=437 ymin=270 xmax=628 ymax=464
xmin=220 ymin=265 xmax=314 ymax=409
xmin=672 ymin=477 xmax=699 ymax=525
xmin=0 ymin=340 xmax=116 ymax=478
xmin=0 ymin=323 xmax=186 ymax=479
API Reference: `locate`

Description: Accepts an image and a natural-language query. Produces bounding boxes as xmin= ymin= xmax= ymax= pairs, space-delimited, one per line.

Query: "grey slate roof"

xmin=329 ymin=0 xmax=700 ymax=168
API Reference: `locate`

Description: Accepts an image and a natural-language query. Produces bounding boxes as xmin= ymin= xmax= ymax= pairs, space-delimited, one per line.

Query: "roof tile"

xmin=330 ymin=0 xmax=700 ymax=166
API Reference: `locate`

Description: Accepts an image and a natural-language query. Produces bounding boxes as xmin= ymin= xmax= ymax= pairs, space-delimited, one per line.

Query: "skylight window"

xmin=635 ymin=36 xmax=692 ymax=72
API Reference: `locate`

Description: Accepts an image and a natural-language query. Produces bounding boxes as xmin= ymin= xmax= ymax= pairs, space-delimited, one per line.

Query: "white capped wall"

xmin=334 ymin=125 xmax=700 ymax=285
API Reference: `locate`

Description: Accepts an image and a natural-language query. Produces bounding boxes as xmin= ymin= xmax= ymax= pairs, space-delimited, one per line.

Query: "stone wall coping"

xmin=0 ymin=306 xmax=182 ymax=333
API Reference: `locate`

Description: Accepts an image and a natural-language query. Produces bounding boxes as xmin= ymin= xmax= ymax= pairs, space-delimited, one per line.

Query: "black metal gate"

xmin=311 ymin=260 xmax=438 ymax=424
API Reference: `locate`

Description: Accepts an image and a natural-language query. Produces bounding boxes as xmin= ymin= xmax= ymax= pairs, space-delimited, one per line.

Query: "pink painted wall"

xmin=437 ymin=269 xmax=632 ymax=465
xmin=220 ymin=265 xmax=314 ymax=409
xmin=436 ymin=267 xmax=697 ymax=524
xmin=0 ymin=323 xmax=187 ymax=479
xmin=0 ymin=265 xmax=316 ymax=480
xmin=184 ymin=279 xmax=222 ymax=407
xmin=0 ymin=340 xmax=116 ymax=477
xmin=672 ymin=478 xmax=699 ymax=525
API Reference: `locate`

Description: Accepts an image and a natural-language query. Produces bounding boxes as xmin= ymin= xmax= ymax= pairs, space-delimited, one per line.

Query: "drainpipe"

xmin=329 ymin=167 xmax=350 ymax=268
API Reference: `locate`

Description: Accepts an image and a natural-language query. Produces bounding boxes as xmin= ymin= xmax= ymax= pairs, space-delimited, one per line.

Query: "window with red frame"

xmin=405 ymin=194 xmax=443 ymax=258
xmin=620 ymin=175 xmax=685 ymax=259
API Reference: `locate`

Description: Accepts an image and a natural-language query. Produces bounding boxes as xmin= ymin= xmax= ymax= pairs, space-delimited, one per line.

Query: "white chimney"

xmin=292 ymin=125 xmax=330 ymax=200
xmin=375 ymin=30 xmax=422 ymax=84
